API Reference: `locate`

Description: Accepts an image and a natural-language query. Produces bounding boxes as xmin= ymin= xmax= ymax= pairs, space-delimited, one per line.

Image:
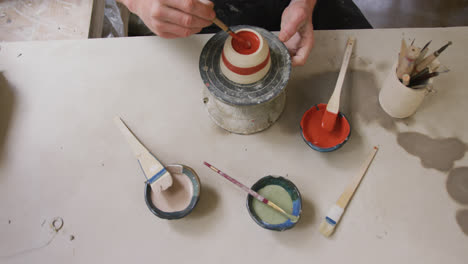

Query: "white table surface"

xmin=0 ymin=27 xmax=467 ymax=263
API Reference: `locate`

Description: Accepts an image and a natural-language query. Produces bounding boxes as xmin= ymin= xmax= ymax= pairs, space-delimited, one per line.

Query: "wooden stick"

xmin=212 ymin=18 xmax=229 ymax=32
xmin=212 ymin=17 xmax=251 ymax=48
xmin=114 ymin=117 xmax=172 ymax=191
xmin=402 ymin=74 xmax=410 ymax=86
xmin=397 ymin=45 xmax=420 ymax=79
xmin=336 ymin=146 xmax=379 ymax=208
xmin=398 ymin=38 xmax=407 ymax=66
xmin=325 ymin=37 xmax=355 ymax=115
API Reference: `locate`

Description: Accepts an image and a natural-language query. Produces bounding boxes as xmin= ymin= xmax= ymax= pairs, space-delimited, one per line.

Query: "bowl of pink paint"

xmin=144 ymin=164 xmax=201 ymax=220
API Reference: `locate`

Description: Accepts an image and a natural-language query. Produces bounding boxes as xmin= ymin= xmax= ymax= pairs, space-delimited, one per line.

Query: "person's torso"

xmin=202 ymin=0 xmax=291 ymax=33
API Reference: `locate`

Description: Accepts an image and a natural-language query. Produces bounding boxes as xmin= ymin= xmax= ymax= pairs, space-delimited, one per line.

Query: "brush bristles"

xmin=319 ymin=219 xmax=336 ymax=237
xmin=288 ymin=214 xmax=299 ymax=223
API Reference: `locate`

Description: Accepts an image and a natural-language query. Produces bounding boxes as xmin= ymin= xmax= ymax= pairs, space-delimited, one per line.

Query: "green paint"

xmin=252 ymin=185 xmax=293 ymax=224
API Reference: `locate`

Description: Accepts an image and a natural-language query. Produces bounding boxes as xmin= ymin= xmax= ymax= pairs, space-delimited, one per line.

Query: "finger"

xmin=150 ymin=20 xmax=202 ymax=38
xmin=284 ymin=32 xmax=301 ymax=56
xmin=292 ymin=26 xmax=314 ymax=66
xmin=162 ymin=0 xmax=215 ymax=21
xmin=153 ymin=5 xmax=213 ymax=28
xmin=158 ymin=28 xmax=201 ymax=39
xmin=157 ymin=32 xmax=181 ymax=39
xmin=279 ymin=8 xmax=307 ymax=42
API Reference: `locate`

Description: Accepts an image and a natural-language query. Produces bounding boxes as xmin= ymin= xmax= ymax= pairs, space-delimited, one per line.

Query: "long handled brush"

xmin=319 ymin=146 xmax=379 ymax=237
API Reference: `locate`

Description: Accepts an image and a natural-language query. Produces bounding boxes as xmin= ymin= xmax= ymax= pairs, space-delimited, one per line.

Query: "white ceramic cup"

xmin=379 ymin=61 xmax=434 ymax=118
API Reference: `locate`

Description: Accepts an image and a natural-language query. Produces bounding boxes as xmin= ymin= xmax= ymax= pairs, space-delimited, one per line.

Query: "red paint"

xmin=231 ymin=31 xmax=260 ymax=55
xmin=300 ymin=104 xmax=350 ymax=149
xmin=229 ymin=32 xmax=251 ymax=50
xmin=222 ymin=50 xmax=270 ymax=75
xmin=321 ymin=110 xmax=338 ymax=131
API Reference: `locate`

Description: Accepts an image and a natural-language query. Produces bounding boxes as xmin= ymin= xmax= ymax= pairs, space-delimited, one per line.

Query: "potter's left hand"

xmin=278 ymin=0 xmax=316 ymax=66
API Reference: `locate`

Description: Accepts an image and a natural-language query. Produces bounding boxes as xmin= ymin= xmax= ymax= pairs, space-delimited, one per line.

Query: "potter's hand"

xmin=119 ymin=0 xmax=215 ymax=38
xmin=279 ymin=0 xmax=316 ymax=66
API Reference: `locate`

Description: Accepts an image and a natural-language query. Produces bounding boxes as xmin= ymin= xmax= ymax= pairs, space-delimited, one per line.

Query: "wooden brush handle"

xmin=326 ymin=37 xmax=355 ymax=113
xmin=336 ymin=146 xmax=379 ymax=208
xmin=212 ymin=18 xmax=230 ymax=32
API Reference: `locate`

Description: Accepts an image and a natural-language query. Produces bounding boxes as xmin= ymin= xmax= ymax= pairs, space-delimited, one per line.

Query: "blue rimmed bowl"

xmin=300 ymin=104 xmax=351 ymax=152
xmin=246 ymin=176 xmax=302 ymax=231
xmin=144 ymin=164 xmax=201 ymax=220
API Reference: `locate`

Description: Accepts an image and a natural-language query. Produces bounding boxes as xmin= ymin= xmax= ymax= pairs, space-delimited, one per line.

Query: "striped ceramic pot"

xmin=220 ymin=28 xmax=271 ymax=84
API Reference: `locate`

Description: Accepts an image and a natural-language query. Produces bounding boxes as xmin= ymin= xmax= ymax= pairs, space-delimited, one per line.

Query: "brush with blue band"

xmin=114 ymin=117 xmax=173 ymax=191
xmin=319 ymin=146 xmax=379 ymax=237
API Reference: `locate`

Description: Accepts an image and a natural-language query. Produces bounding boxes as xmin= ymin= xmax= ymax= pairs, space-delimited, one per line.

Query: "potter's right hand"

xmin=120 ymin=0 xmax=215 ymax=38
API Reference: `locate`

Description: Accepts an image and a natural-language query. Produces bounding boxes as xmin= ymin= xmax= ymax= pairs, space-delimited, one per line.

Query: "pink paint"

xmin=231 ymin=31 xmax=259 ymax=55
xmin=300 ymin=104 xmax=350 ymax=149
xmin=151 ymin=170 xmax=193 ymax=212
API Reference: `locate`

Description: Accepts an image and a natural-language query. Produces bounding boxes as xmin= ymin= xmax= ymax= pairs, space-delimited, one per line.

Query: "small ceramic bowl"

xmin=246 ymin=176 xmax=302 ymax=231
xmin=300 ymin=104 xmax=351 ymax=152
xmin=144 ymin=164 xmax=201 ymax=220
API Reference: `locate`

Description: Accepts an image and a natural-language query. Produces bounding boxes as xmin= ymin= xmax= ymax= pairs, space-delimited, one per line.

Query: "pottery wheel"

xmin=199 ymin=25 xmax=291 ymax=106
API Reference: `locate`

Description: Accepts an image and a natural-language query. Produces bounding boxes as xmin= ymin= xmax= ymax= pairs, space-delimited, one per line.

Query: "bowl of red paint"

xmin=300 ymin=104 xmax=351 ymax=152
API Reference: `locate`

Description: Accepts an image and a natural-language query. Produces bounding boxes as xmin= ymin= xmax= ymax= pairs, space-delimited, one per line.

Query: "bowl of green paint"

xmin=246 ymin=176 xmax=302 ymax=231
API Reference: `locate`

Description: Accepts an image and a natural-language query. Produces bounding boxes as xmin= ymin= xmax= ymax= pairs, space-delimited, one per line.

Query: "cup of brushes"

xmin=379 ymin=40 xmax=451 ymax=118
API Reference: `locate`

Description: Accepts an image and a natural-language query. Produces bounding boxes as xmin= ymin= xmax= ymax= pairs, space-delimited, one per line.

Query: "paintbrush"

xmin=415 ymin=41 xmax=452 ymax=73
xmin=409 ymin=71 xmax=444 ymax=86
xmin=203 ymin=161 xmax=299 ymax=223
xmin=212 ymin=17 xmax=251 ymax=49
xmin=321 ymin=37 xmax=355 ymax=132
xmin=411 ymin=67 xmax=429 ymax=79
xmin=415 ymin=40 xmax=432 ymax=65
xmin=319 ymin=146 xmax=379 ymax=237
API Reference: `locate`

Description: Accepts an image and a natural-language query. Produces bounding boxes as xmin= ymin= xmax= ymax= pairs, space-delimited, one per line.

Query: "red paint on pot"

xmin=221 ymin=50 xmax=270 ymax=75
xmin=231 ymin=31 xmax=260 ymax=55
xmin=229 ymin=32 xmax=251 ymax=50
xmin=300 ymin=104 xmax=350 ymax=149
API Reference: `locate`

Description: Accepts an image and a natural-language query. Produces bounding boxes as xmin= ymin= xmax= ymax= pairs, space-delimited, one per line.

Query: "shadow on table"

xmin=271 ymin=196 xmax=316 ymax=248
xmin=0 ymin=72 xmax=16 ymax=165
xmin=169 ymin=184 xmax=220 ymax=235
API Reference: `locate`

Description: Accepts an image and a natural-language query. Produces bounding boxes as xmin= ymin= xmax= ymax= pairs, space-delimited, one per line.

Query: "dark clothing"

xmin=201 ymin=0 xmax=372 ymax=33
xmin=313 ymin=0 xmax=372 ymax=30
xmin=128 ymin=0 xmax=372 ymax=36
